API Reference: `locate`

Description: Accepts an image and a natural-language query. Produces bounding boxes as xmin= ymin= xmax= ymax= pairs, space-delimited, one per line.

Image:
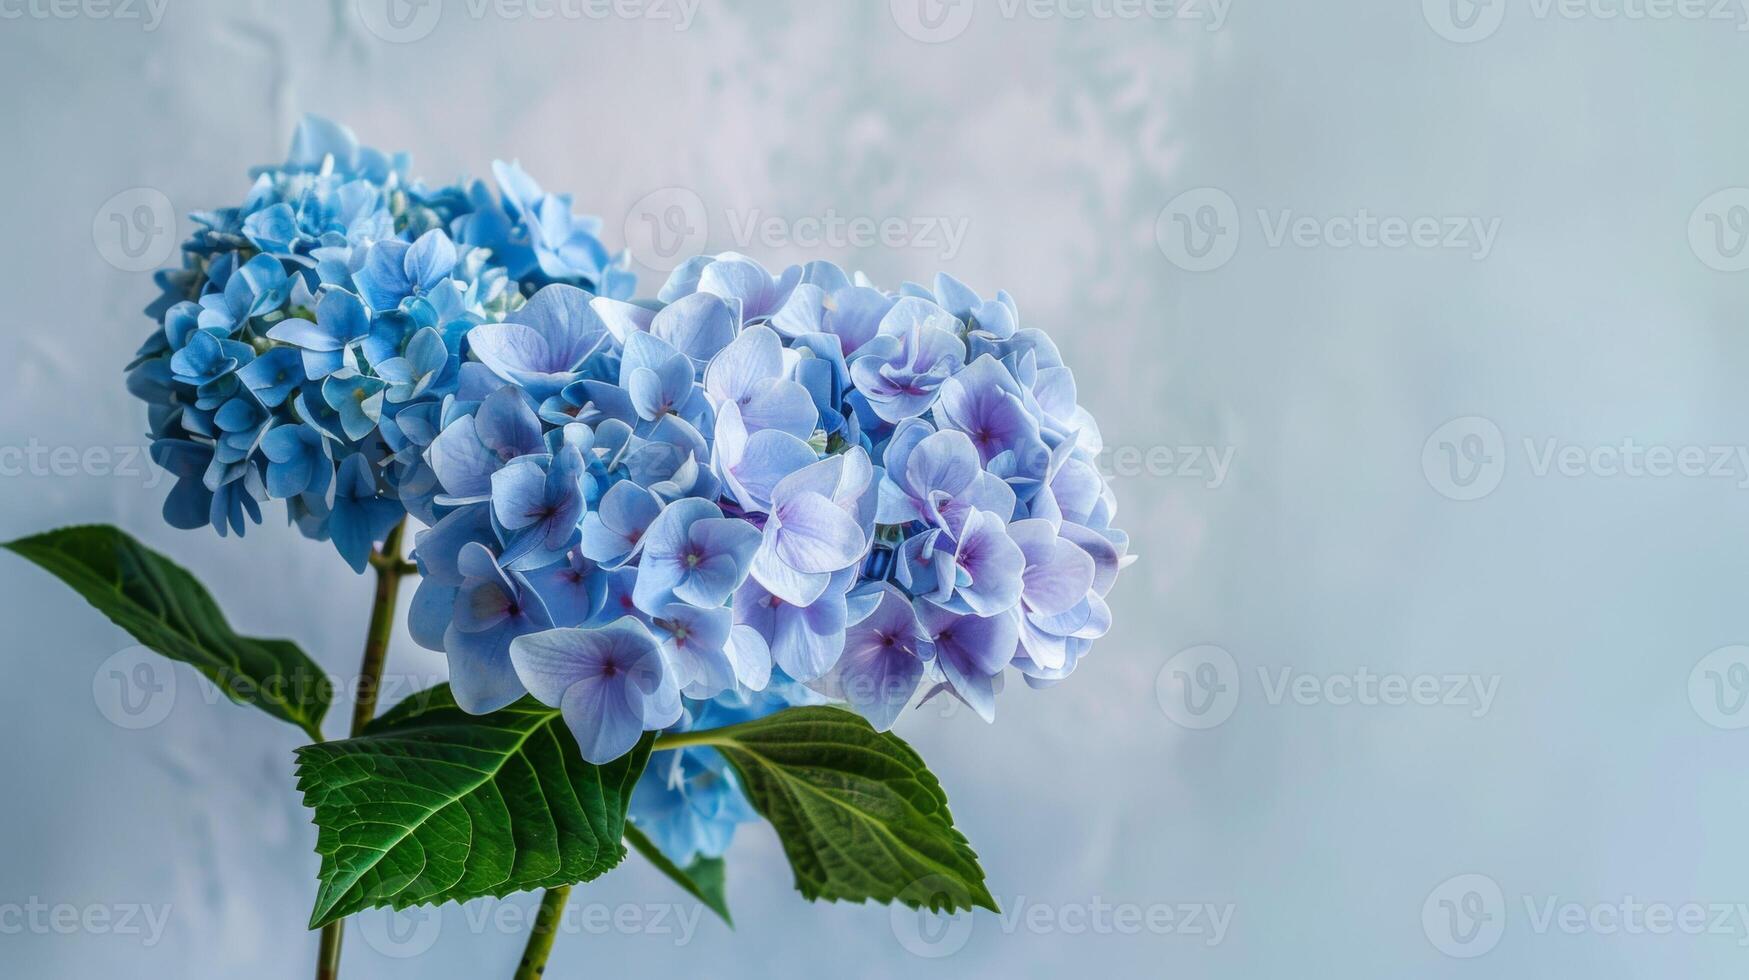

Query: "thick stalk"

xmin=513 ymin=885 xmax=572 ymax=980
xmin=315 ymin=520 xmax=410 ymax=980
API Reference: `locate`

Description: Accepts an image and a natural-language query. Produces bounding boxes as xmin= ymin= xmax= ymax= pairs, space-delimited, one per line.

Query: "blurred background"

xmin=2 ymin=1 xmax=1747 ymax=977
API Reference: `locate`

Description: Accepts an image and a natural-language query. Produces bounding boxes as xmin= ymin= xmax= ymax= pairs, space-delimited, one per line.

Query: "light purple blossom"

xmin=750 ymin=449 xmax=876 ymax=605
xmin=814 ymin=584 xmax=928 ymax=731
xmin=468 ymin=284 xmax=609 ymax=400
xmin=849 ymin=298 xmax=966 ymax=422
xmin=631 ymin=498 xmax=762 ymax=614
xmin=510 ymin=619 xmax=682 ymax=764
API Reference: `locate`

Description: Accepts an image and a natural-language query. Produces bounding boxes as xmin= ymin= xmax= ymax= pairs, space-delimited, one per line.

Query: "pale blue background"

xmin=2 ymin=1 xmax=1746 ymax=977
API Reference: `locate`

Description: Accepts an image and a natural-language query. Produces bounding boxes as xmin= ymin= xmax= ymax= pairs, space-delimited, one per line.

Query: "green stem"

xmin=514 ymin=885 xmax=572 ymax=980
xmin=315 ymin=519 xmax=410 ymax=980
xmin=314 ymin=924 xmax=344 ymax=980
xmin=350 ymin=521 xmax=408 ymax=734
xmin=651 ymin=727 xmax=727 ymax=752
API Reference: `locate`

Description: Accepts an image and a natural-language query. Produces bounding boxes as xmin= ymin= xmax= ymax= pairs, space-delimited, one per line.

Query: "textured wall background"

xmin=2 ymin=1 xmax=1747 ymax=977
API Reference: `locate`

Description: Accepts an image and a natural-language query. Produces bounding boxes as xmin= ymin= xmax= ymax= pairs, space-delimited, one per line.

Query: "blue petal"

xmin=408 ymin=578 xmax=457 ymax=652
xmin=704 ymin=323 xmax=784 ymax=404
xmin=509 ymin=620 xmax=668 ymax=763
xmin=444 ymin=620 xmax=533 ymax=714
xmin=561 ymin=672 xmax=650 ymax=765
xmin=739 ymin=379 xmax=819 ymax=440
xmin=403 ymin=229 xmax=456 ymax=294
xmin=819 ymin=585 xmax=925 ymax=731
xmin=1009 ymin=518 xmax=1097 ymax=617
xmin=652 ymin=292 xmax=737 ymax=364
xmin=236 ymin=347 xmax=303 ymax=407
xmin=506 ymin=284 xmax=608 ymax=371
xmin=672 ymin=518 xmax=762 ymax=607
xmin=748 ymin=525 xmax=830 ymax=606
xmin=771 ymin=492 xmax=865 ymax=574
xmin=723 ymin=624 xmax=773 ymax=692
xmin=474 ymin=386 xmax=545 ymax=459
xmin=490 ymin=458 xmax=554 ymax=532
xmin=524 ymin=555 xmax=606 ymax=628
xmin=580 ymin=480 xmax=662 ymax=565
xmin=412 ymin=503 xmax=495 ymax=586
xmin=952 ymin=510 xmax=1025 ymax=616
xmin=920 ymin=602 xmax=1019 ymax=682
xmin=426 ymin=416 xmax=499 ymax=504
xmin=354 ymin=239 xmax=413 ymax=312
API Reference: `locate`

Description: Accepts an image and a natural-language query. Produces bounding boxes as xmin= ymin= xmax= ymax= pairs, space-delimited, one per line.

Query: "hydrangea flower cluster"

xmin=125 ymin=116 xmax=632 ymax=572
xmin=408 ymin=251 xmax=1130 ymax=858
xmin=127 ymin=118 xmax=1130 ymax=869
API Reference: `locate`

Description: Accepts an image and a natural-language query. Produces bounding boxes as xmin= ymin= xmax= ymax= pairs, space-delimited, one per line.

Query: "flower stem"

xmin=314 ymin=922 xmax=344 ymax=980
xmin=315 ymin=519 xmax=410 ymax=980
xmin=651 ymin=727 xmax=726 ymax=752
xmin=351 ymin=520 xmax=409 ymax=733
xmin=513 ymin=885 xmax=572 ymax=980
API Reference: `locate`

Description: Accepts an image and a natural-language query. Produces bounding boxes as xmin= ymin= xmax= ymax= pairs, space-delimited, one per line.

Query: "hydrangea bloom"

xmin=125 ymin=116 xmax=632 ymax=564
xmin=406 ymin=250 xmax=1130 ymax=860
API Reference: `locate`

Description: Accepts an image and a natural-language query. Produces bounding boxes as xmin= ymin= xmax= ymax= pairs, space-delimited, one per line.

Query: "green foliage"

xmin=5 ymin=524 xmax=330 ymax=738
xmin=671 ymin=706 xmax=998 ymax=913
xmin=296 ymin=685 xmax=651 ymax=927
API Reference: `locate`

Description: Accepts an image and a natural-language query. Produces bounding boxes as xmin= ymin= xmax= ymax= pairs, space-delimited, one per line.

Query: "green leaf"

xmin=624 ymin=822 xmax=732 ymax=926
xmin=295 ymin=684 xmax=652 ymax=928
xmin=4 ymin=524 xmax=330 ymax=738
xmin=668 ymin=706 xmax=998 ymax=913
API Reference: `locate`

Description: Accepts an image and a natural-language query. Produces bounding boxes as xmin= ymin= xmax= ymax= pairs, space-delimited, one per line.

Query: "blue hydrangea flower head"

xmin=401 ymin=248 xmax=1129 ymax=827
xmin=129 ymin=116 xmax=636 ymax=571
